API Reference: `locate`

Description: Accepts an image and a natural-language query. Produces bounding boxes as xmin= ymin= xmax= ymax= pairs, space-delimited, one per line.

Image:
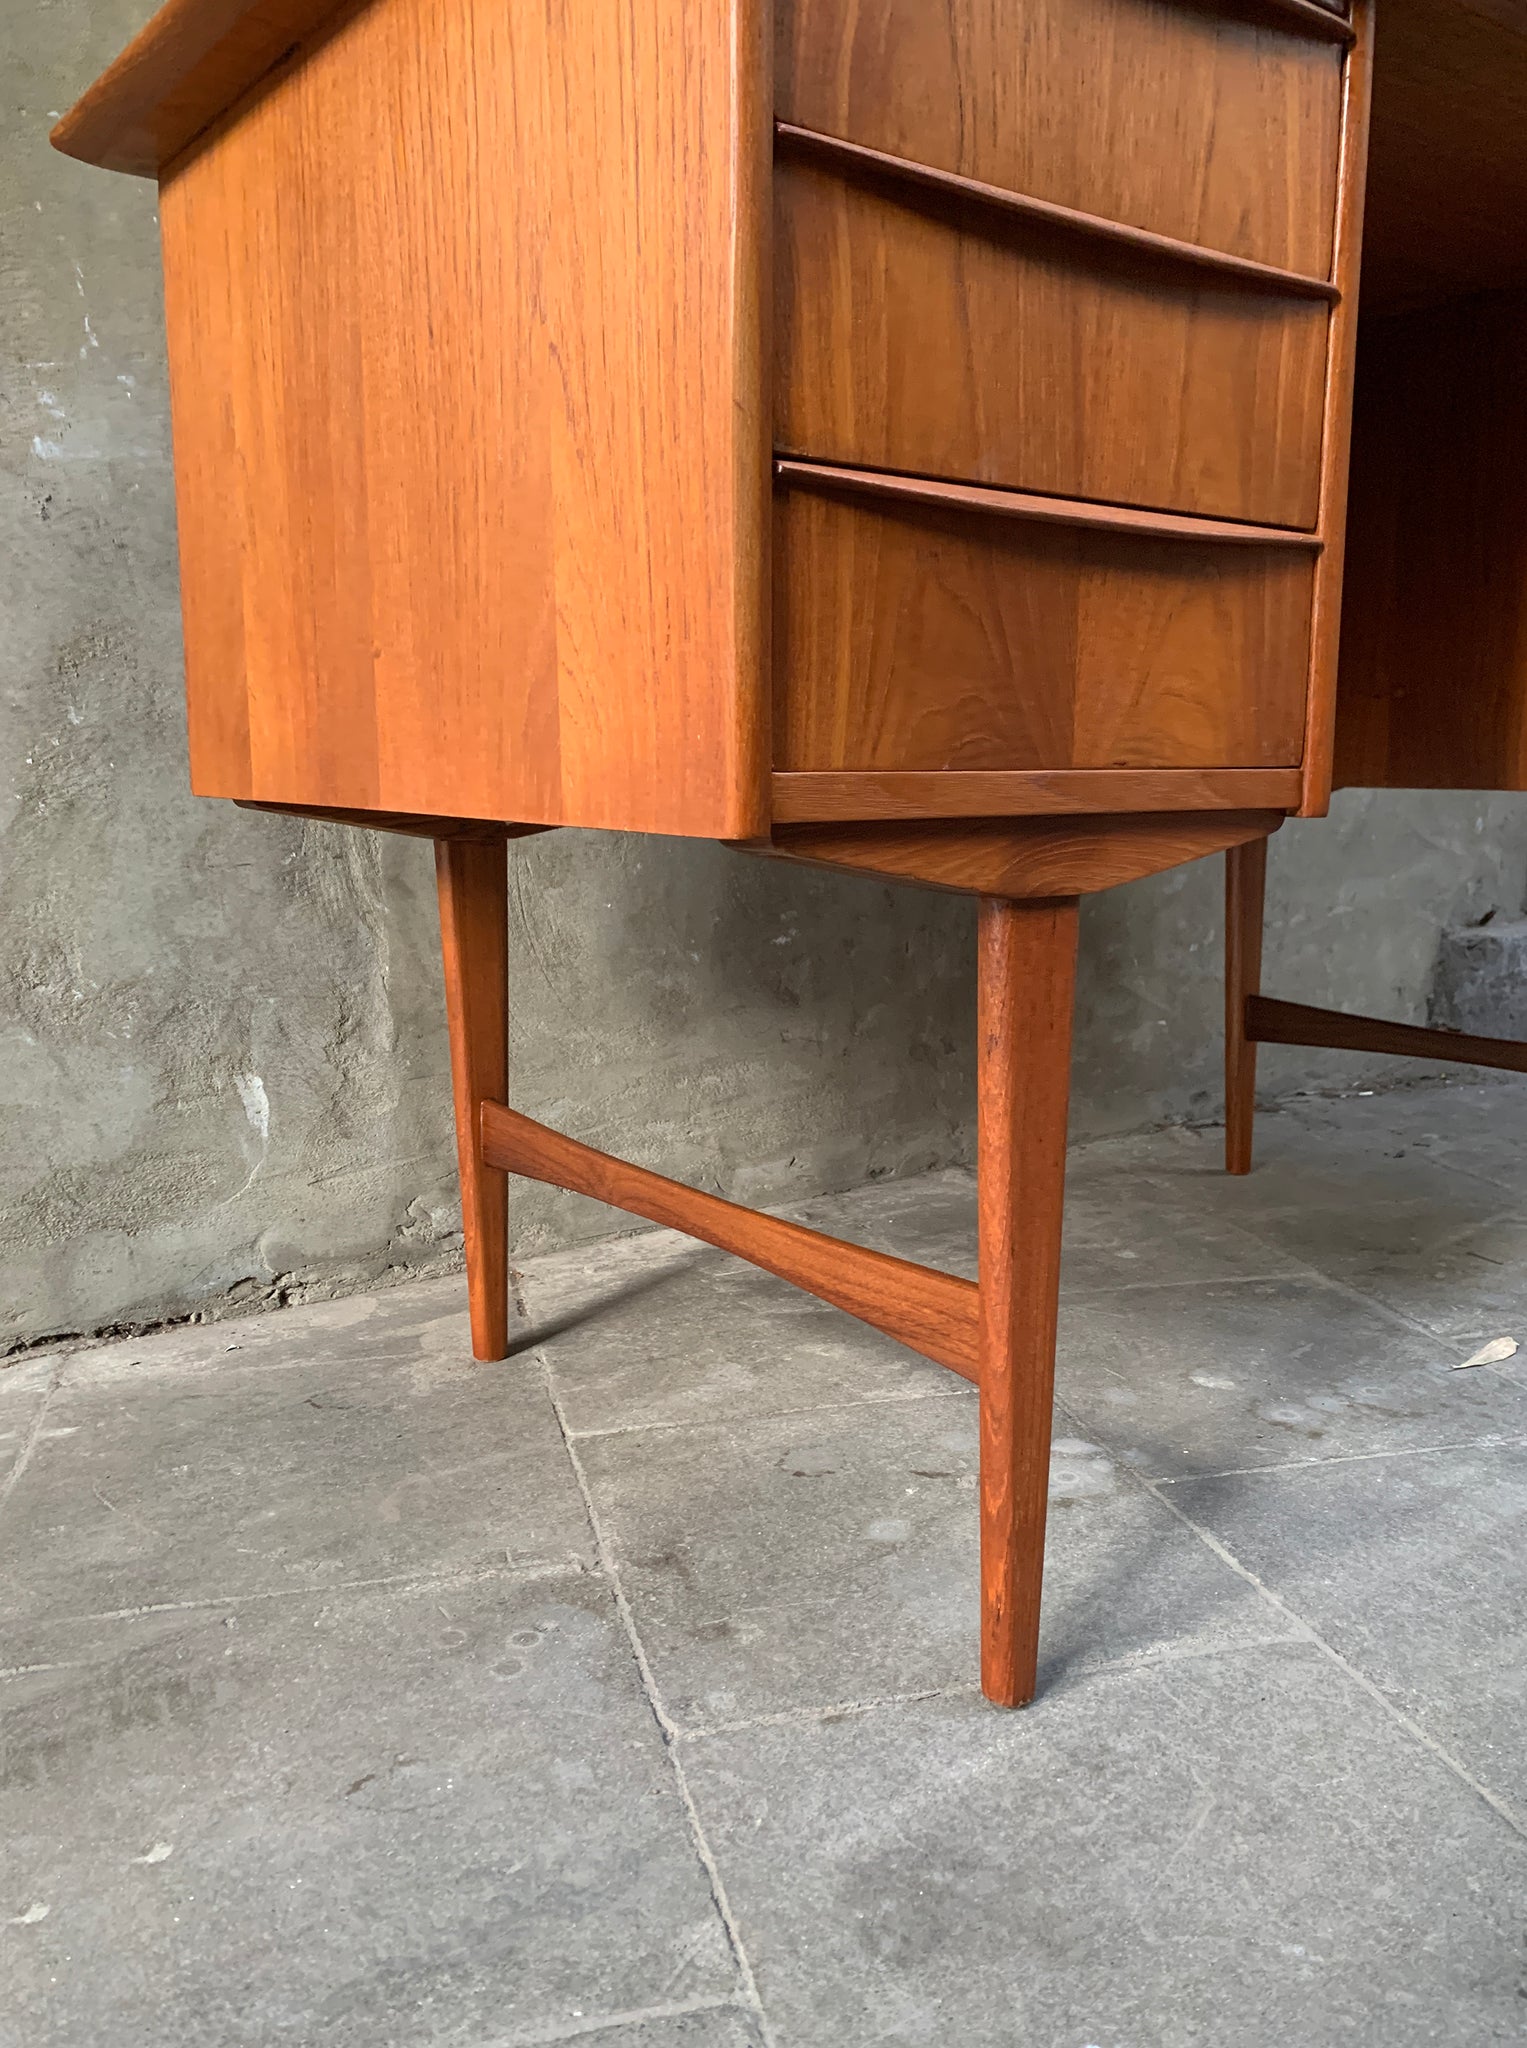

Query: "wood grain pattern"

xmin=1225 ymin=837 xmax=1269 ymax=1174
xmin=775 ymin=157 xmax=1330 ymax=529
xmin=1360 ymin=0 xmax=1527 ymax=317
xmin=1335 ymin=290 xmax=1527 ymax=792
xmin=481 ymin=1102 xmax=979 ymax=1378
xmin=774 ymin=486 xmax=1314 ymax=775
xmin=1245 ymin=994 xmax=1527 ymax=1073
xmin=764 ymin=813 xmax=1283 ymax=900
xmin=50 ymin=0 xmax=348 ymax=176
xmin=772 ymin=768 xmax=1303 ymax=823
xmin=777 ymin=0 xmax=1345 ymax=276
xmin=157 ymin=0 xmax=768 ymax=837
xmin=977 ymin=896 xmax=1078 ymax=1709
xmin=436 ymin=837 xmax=510 ymax=1362
xmin=1296 ymin=0 xmax=1372 ymax=814
xmin=775 ymin=125 xmax=1342 ymax=302
xmin=775 ymin=460 xmax=1325 ymax=550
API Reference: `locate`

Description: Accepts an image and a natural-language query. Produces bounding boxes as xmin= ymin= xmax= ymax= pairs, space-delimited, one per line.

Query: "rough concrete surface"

xmin=5 ymin=1078 xmax=1527 ymax=2046
xmin=7 ymin=0 xmax=1527 ymax=1356
xmin=1433 ymin=914 xmax=1527 ymax=1039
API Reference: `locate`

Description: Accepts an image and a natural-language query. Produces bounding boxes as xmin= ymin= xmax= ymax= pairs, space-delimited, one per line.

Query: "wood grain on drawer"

xmin=777 ymin=0 xmax=1345 ymax=279
xmin=776 ymin=157 xmax=1330 ymax=529
xmin=774 ymin=481 xmax=1314 ymax=774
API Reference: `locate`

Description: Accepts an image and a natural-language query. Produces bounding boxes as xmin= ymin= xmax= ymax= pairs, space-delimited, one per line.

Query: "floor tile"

xmin=1171 ymin=1138 xmax=1508 ymax=1275
xmin=520 ymin=1223 xmax=955 ymax=1442
xmin=576 ymin=1395 xmax=1292 ymax=1729
xmin=11 ymin=1077 xmax=1527 ymax=2046
xmin=0 ymin=1571 xmax=734 ymax=2048
xmin=1294 ymin=1209 xmax=1527 ymax=1350
xmin=0 ymin=1353 xmax=56 ymax=1491
xmin=1285 ymin=1080 xmax=1527 ymax=1204
xmin=1057 ymin=1275 xmax=1527 ymax=1480
xmin=1172 ymin=1442 xmax=1527 ymax=1813
xmin=0 ymin=1335 xmax=592 ymax=1630
xmin=681 ymin=1643 xmax=1527 ymax=2048
xmin=1060 ymin=1171 xmax=1306 ymax=1294
xmin=502 ymin=2008 xmax=760 ymax=2047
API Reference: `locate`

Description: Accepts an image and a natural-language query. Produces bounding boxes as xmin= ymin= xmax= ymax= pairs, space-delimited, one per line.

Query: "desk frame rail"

xmin=1225 ymin=840 xmax=1527 ymax=1175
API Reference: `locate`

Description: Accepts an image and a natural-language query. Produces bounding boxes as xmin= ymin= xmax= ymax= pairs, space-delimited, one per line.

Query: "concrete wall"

xmin=6 ymin=0 xmax=1527 ymax=1354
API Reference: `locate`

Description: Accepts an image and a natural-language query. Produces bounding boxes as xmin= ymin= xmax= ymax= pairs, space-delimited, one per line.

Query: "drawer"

xmin=776 ymin=0 xmax=1346 ymax=280
xmin=773 ymin=473 xmax=1315 ymax=773
xmin=775 ymin=154 xmax=1331 ymax=529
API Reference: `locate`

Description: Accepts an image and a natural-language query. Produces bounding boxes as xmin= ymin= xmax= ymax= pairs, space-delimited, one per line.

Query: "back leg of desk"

xmin=1225 ymin=837 xmax=1269 ymax=1176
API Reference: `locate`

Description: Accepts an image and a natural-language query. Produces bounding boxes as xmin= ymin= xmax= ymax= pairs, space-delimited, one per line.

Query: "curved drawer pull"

xmin=774 ymin=459 xmax=1326 ymax=551
xmin=774 ymin=123 xmax=1341 ymax=304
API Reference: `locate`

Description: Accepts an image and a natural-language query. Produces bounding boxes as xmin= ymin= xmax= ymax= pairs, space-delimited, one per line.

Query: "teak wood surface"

xmin=1246 ymin=996 xmax=1527 ymax=1075
xmin=1336 ymin=290 xmax=1527 ymax=791
xmin=481 ymin=1101 xmax=979 ymax=1380
xmin=1295 ymin=0 xmax=1372 ymax=815
xmin=56 ymin=0 xmax=1389 ymax=833
xmin=764 ymin=813 xmax=1285 ymax=900
xmin=977 ymin=898 xmax=1078 ymax=1708
xmin=771 ymin=768 xmax=1304 ymax=824
xmin=436 ymin=838 xmax=510 ymax=1363
xmin=1358 ymin=0 xmax=1527 ymax=317
xmin=1224 ymin=836 xmax=1269 ymax=1175
xmin=774 ymin=486 xmax=1315 ymax=776
xmin=155 ymin=0 xmax=769 ymax=838
xmin=774 ymin=125 xmax=1344 ymax=303
xmin=776 ymin=0 xmax=1345 ymax=276
xmin=775 ymin=155 xmax=1331 ymax=530
xmin=774 ymin=460 xmax=1328 ymax=549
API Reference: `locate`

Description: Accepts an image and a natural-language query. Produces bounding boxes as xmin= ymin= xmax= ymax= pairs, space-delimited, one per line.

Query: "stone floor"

xmin=5 ymin=1078 xmax=1527 ymax=2047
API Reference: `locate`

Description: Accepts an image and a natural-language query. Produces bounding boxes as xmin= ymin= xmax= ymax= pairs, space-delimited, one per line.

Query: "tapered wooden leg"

xmin=1225 ymin=836 xmax=1269 ymax=1176
xmin=978 ymin=895 xmax=1079 ymax=1709
xmin=435 ymin=836 xmax=510 ymax=1361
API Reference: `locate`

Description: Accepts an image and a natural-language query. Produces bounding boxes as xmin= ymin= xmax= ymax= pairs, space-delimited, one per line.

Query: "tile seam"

xmin=1057 ymin=1395 xmax=1527 ymax=1844
xmin=523 ymin=1279 xmax=777 ymax=2048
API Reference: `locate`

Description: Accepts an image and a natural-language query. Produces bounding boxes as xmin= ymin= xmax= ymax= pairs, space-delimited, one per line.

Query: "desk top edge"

xmin=51 ymin=0 xmax=352 ymax=177
xmin=51 ymin=0 xmax=1390 ymax=181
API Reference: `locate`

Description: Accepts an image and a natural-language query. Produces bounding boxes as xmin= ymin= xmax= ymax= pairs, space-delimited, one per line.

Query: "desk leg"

xmin=435 ymin=837 xmax=511 ymax=1361
xmin=978 ymin=896 xmax=1078 ymax=1708
xmin=1225 ymin=838 xmax=1269 ymax=1176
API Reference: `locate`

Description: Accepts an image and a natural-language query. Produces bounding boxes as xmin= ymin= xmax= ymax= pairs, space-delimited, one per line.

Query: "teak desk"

xmin=56 ymin=0 xmax=1512 ymax=1707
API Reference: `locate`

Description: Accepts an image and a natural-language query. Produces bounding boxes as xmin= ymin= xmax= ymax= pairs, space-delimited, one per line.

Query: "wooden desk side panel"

xmin=158 ymin=0 xmax=769 ymax=837
xmin=1335 ymin=290 xmax=1527 ymax=791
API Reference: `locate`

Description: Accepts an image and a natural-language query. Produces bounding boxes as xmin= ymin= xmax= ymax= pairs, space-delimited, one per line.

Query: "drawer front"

xmin=774 ymin=483 xmax=1313 ymax=773
xmin=775 ymin=158 xmax=1330 ymax=529
xmin=777 ymin=0 xmax=1345 ymax=280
